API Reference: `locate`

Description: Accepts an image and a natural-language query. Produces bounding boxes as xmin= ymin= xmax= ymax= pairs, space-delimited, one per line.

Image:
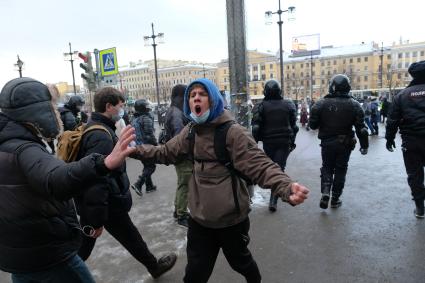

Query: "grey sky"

xmin=1 ymin=0 xmax=423 ymax=88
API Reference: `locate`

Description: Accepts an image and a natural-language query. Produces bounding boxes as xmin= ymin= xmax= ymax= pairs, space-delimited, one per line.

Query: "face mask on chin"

xmin=190 ymin=109 xmax=210 ymax=124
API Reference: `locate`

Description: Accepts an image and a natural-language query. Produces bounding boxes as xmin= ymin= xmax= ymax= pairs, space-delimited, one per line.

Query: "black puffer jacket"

xmin=0 ymin=113 xmax=106 ymax=273
xmin=309 ymin=93 xmax=368 ymax=149
xmin=132 ymin=111 xmax=157 ymax=145
xmin=386 ymin=83 xmax=425 ymax=140
xmin=252 ymin=97 xmax=297 ymax=144
xmin=59 ymin=105 xmax=78 ymax=131
xmin=75 ymin=112 xmax=132 ymax=228
xmin=165 ymin=90 xmax=190 ymax=138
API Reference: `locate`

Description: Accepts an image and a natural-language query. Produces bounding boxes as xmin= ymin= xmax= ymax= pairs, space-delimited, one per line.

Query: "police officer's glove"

xmin=386 ymin=139 xmax=396 ymax=152
xmin=359 ymin=148 xmax=368 ymax=155
xmin=289 ymin=143 xmax=296 ymax=152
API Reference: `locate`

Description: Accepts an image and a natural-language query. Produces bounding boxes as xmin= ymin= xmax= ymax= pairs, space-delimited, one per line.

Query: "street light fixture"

xmin=144 ymin=23 xmax=164 ymax=122
xmin=63 ymin=42 xmax=79 ymax=95
xmin=15 ymin=55 xmax=24 ymax=78
xmin=265 ymin=1 xmax=296 ymax=98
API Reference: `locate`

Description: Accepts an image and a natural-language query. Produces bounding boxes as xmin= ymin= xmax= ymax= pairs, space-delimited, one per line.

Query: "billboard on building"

xmin=291 ymin=34 xmax=320 ymax=57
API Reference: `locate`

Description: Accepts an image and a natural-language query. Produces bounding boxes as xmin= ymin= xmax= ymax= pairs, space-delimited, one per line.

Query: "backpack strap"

xmin=82 ymin=124 xmax=113 ymax=140
xmin=186 ymin=122 xmax=196 ymax=164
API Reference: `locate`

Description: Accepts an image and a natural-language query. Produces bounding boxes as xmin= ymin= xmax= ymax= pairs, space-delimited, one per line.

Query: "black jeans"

xmin=402 ymin=136 xmax=425 ymax=200
xmin=321 ymin=139 xmax=352 ymax=198
xmin=78 ymin=212 xmax=158 ymax=271
xmin=263 ymin=142 xmax=290 ymax=172
xmin=184 ymin=217 xmax=261 ymax=283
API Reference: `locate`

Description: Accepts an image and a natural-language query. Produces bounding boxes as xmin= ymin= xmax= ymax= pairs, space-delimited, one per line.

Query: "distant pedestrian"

xmin=59 ymin=95 xmax=85 ymax=131
xmin=385 ymin=60 xmax=425 ymax=219
xmin=136 ymin=78 xmax=309 ymax=283
xmin=75 ymin=87 xmax=177 ymax=279
xmin=251 ymin=79 xmax=298 ymax=212
xmin=370 ymin=98 xmax=380 ymax=135
xmin=165 ymin=84 xmax=192 ymax=227
xmin=309 ymin=74 xmax=369 ymax=209
xmin=131 ymin=99 xmax=158 ymax=195
xmin=362 ymin=97 xmax=375 ymax=135
xmin=300 ymin=101 xmax=309 ymax=127
xmin=380 ymin=97 xmax=390 ymax=123
xmin=0 ymin=77 xmax=136 ymax=283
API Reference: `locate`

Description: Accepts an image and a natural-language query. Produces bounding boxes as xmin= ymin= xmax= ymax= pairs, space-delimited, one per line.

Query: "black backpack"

xmin=187 ymin=121 xmax=253 ymax=213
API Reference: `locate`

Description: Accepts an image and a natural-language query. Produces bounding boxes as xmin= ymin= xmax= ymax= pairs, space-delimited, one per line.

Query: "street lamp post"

xmin=144 ymin=23 xmax=164 ymax=122
xmin=265 ymin=1 xmax=295 ymax=98
xmin=15 ymin=55 xmax=24 ymax=78
xmin=63 ymin=42 xmax=78 ymax=95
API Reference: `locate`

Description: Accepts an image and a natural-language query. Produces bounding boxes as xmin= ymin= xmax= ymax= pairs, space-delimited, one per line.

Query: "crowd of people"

xmin=0 ymin=59 xmax=424 ymax=282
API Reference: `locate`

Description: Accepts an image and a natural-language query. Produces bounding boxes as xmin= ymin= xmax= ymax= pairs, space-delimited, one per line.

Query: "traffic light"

xmin=79 ymin=52 xmax=96 ymax=91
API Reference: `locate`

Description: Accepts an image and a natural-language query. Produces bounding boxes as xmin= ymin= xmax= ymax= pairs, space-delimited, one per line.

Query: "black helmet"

xmin=67 ymin=95 xmax=85 ymax=109
xmin=134 ymin=99 xmax=150 ymax=113
xmin=329 ymin=74 xmax=351 ymax=95
xmin=263 ymin=79 xmax=281 ymax=97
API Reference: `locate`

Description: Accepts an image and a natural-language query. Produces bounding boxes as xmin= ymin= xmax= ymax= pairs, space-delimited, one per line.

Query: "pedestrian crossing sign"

xmin=99 ymin=47 xmax=118 ymax=76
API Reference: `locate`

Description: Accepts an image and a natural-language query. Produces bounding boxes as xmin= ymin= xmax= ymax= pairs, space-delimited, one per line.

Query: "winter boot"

xmin=414 ymin=199 xmax=424 ymax=219
xmin=145 ymin=176 xmax=157 ymax=193
xmin=131 ymin=176 xmax=145 ymax=196
xmin=330 ymin=197 xmax=342 ymax=208
xmin=268 ymin=194 xmax=278 ymax=212
xmin=148 ymin=253 xmax=178 ymax=279
xmin=319 ymin=168 xmax=332 ymax=209
xmin=177 ymin=215 xmax=189 ymax=228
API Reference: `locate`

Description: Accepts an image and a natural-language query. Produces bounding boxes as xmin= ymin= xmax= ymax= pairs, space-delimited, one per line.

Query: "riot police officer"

xmin=386 ymin=60 xmax=425 ymax=219
xmin=309 ymin=74 xmax=368 ymax=209
xmin=251 ymin=79 xmax=298 ymax=212
xmin=59 ymin=95 xmax=85 ymax=131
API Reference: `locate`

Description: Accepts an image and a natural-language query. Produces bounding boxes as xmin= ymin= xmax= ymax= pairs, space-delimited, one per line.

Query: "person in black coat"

xmin=0 ymin=78 xmax=135 ymax=283
xmin=309 ymin=74 xmax=369 ymax=209
xmin=75 ymin=87 xmax=177 ymax=279
xmin=251 ymin=79 xmax=298 ymax=212
xmin=164 ymin=84 xmax=192 ymax=227
xmin=59 ymin=95 xmax=85 ymax=131
xmin=131 ymin=99 xmax=158 ymax=195
xmin=386 ymin=60 xmax=425 ymax=219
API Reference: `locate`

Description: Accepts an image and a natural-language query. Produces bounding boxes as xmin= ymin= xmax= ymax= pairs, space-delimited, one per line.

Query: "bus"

xmin=350 ymin=87 xmax=404 ymax=101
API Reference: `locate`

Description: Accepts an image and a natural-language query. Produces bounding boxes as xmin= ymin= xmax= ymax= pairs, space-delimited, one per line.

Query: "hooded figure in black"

xmin=164 ymin=84 xmax=192 ymax=227
xmin=251 ymin=79 xmax=298 ymax=212
xmin=386 ymin=60 xmax=425 ymax=219
xmin=0 ymin=77 xmax=135 ymax=282
xmin=59 ymin=95 xmax=85 ymax=131
xmin=309 ymin=74 xmax=369 ymax=209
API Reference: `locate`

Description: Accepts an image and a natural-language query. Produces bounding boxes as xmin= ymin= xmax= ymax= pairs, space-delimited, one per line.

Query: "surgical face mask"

xmin=111 ymin=107 xmax=124 ymax=122
xmin=190 ymin=109 xmax=210 ymax=124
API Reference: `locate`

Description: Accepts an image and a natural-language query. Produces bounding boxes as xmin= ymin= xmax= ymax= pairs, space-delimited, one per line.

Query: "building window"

xmin=398 ymin=73 xmax=402 ymax=79
xmin=261 ymin=74 xmax=266 ymax=80
xmin=292 ymin=64 xmax=295 ymax=69
xmin=333 ymin=70 xmax=337 ymax=74
xmin=350 ymin=58 xmax=353 ymax=63
xmin=306 ymin=63 xmax=309 ymax=68
xmin=301 ymin=72 xmax=304 ymax=77
xmin=405 ymin=62 xmax=409 ymax=68
xmin=364 ymin=66 xmax=368 ymax=71
xmin=321 ymin=70 xmax=324 ymax=75
xmin=270 ymin=64 xmax=273 ymax=69
xmin=357 ymin=77 xmax=361 ymax=83
xmin=287 ymin=65 xmax=290 ymax=70
xmin=253 ymin=66 xmax=258 ymax=71
xmin=343 ymin=59 xmax=346 ymax=64
xmin=224 ymin=69 xmax=226 ymax=74
xmin=321 ymin=61 xmax=324 ymax=66
xmin=398 ymin=53 xmax=403 ymax=59
xmin=364 ymin=76 xmax=368 ymax=81
xmin=387 ymin=64 xmax=391 ymax=70
xmin=261 ymin=65 xmax=265 ymax=70
xmin=301 ymin=63 xmax=304 ymax=68
xmin=333 ymin=60 xmax=337 ymax=65
xmin=253 ymin=75 xmax=258 ymax=81
xmin=327 ymin=61 xmax=330 ymax=66
xmin=287 ymin=74 xmax=290 ymax=79
xmin=405 ymin=73 xmax=409 ymax=78
xmin=364 ymin=57 xmax=368 ymax=62
xmin=398 ymin=63 xmax=402 ymax=68
xmin=421 ymin=51 xmax=425 ymax=56
xmin=405 ymin=52 xmax=410 ymax=58
xmin=357 ymin=58 xmax=361 ymax=63
xmin=270 ymin=73 xmax=274 ymax=78
xmin=413 ymin=51 xmax=418 ymax=57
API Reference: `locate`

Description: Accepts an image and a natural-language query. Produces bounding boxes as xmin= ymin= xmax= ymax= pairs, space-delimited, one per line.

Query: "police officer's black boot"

xmin=145 ymin=176 xmax=157 ymax=193
xmin=414 ymin=198 xmax=424 ymax=219
xmin=268 ymin=194 xmax=278 ymax=212
xmin=131 ymin=176 xmax=145 ymax=196
xmin=319 ymin=169 xmax=332 ymax=209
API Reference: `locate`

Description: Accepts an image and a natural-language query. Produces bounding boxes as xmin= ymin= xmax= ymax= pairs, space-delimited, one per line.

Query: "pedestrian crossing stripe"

xmin=99 ymin=47 xmax=118 ymax=76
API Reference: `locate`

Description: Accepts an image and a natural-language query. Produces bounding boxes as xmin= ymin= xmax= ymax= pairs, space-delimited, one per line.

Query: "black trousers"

xmin=184 ymin=217 xmax=261 ymax=283
xmin=321 ymin=139 xmax=352 ymax=198
xmin=78 ymin=212 xmax=158 ymax=271
xmin=263 ymin=142 xmax=290 ymax=172
xmin=402 ymin=136 xmax=425 ymax=200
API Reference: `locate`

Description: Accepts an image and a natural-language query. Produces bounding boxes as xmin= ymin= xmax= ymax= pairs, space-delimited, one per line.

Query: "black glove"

xmin=289 ymin=143 xmax=296 ymax=152
xmin=386 ymin=139 xmax=396 ymax=152
xmin=359 ymin=148 xmax=368 ymax=155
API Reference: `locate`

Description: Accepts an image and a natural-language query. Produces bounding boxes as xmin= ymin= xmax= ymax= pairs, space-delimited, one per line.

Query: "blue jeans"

xmin=11 ymin=254 xmax=95 ymax=283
